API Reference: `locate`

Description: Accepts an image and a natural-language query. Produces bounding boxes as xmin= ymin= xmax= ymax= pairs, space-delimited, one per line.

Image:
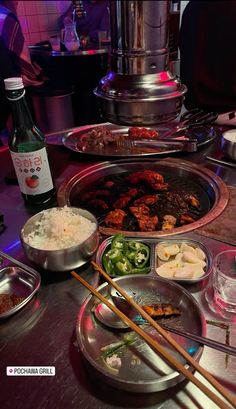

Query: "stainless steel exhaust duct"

xmin=94 ymin=0 xmax=187 ymax=125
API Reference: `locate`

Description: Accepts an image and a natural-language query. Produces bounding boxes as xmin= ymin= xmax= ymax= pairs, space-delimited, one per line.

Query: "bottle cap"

xmin=4 ymin=77 xmax=24 ymax=90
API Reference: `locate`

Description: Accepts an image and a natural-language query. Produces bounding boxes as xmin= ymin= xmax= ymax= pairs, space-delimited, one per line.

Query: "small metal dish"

xmin=0 ymin=262 xmax=41 ymax=319
xmin=96 ymin=236 xmax=152 ymax=277
xmin=155 ymin=238 xmax=212 ymax=284
xmin=20 ymin=207 xmax=100 ymax=272
xmin=221 ymin=130 xmax=236 ymax=161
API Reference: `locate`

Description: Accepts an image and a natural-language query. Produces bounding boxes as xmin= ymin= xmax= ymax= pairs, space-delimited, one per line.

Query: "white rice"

xmin=23 ymin=206 xmax=96 ymax=250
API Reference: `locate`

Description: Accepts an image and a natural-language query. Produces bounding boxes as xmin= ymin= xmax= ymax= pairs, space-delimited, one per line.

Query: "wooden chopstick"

xmin=71 ymin=268 xmax=234 ymax=409
xmin=91 ymin=261 xmax=236 ymax=408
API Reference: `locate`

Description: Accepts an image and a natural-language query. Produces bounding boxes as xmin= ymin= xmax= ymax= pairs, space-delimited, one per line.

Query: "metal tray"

xmin=76 ymin=275 xmax=205 ymax=393
xmin=0 ymin=251 xmax=41 ymax=319
xmin=96 ymin=236 xmax=212 ymax=284
xmin=62 ymin=123 xmax=218 ymax=157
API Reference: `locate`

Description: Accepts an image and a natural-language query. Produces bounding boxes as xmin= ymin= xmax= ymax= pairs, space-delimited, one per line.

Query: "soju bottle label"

xmin=10 ymin=148 xmax=54 ymax=195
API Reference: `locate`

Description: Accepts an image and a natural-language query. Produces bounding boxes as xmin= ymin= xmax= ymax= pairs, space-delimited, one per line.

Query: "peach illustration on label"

xmin=25 ymin=175 xmax=39 ymax=189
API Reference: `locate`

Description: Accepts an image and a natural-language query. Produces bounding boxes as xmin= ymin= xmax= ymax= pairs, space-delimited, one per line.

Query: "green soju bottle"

xmin=4 ymin=77 xmax=56 ymax=206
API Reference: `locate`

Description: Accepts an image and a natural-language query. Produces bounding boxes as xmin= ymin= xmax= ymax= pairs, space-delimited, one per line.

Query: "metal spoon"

xmin=93 ymin=296 xmax=236 ymax=356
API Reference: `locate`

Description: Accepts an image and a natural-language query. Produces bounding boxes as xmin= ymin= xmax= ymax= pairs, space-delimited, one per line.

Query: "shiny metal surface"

xmin=76 ymin=275 xmax=205 ymax=393
xmin=20 ymin=207 xmax=100 ymax=272
xmin=57 ymin=157 xmax=229 ymax=238
xmin=1 ymin=134 xmax=236 ymax=409
xmin=29 ymin=46 xmax=109 ymax=57
xmin=96 ymin=236 xmax=212 ymax=284
xmin=94 ymin=296 xmax=236 ymax=356
xmin=62 ymin=122 xmax=218 ymax=157
xmin=95 ymin=1 xmax=186 ymax=125
xmin=0 ymin=251 xmax=41 ymax=319
xmin=221 ymin=130 xmax=236 ymax=161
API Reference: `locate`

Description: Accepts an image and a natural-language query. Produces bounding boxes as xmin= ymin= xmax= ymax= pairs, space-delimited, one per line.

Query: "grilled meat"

xmin=180 ymin=214 xmax=196 ymax=225
xmin=133 ymin=194 xmax=159 ymax=206
xmin=113 ymin=195 xmax=132 ymax=209
xmin=104 ymin=209 xmax=127 ymax=229
xmin=78 ymin=169 xmax=203 ymax=232
xmin=87 ymin=199 xmax=109 ymax=210
xmin=181 ymin=193 xmax=200 ymax=208
xmin=129 ymin=204 xmax=150 ymax=217
xmin=80 ymin=126 xmax=114 ymax=148
xmin=162 ymin=215 xmax=177 ymax=231
xmin=81 ymin=189 xmax=110 ymax=201
xmin=141 ymin=303 xmax=180 ymax=318
xmin=130 ymin=204 xmax=158 ymax=231
xmin=126 ymin=170 xmax=169 ymax=191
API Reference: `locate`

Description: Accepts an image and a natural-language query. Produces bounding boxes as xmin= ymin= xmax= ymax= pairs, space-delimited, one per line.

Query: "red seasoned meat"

xmin=104 ymin=209 xmax=127 ymax=229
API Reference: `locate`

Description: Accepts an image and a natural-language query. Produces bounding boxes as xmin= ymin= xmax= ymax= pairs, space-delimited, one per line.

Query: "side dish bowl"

xmin=20 ymin=207 xmax=99 ymax=272
xmin=155 ymin=239 xmax=212 ymax=283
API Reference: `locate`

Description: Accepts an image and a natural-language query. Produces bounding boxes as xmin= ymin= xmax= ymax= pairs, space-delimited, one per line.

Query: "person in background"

xmin=59 ymin=0 xmax=110 ymax=43
xmin=0 ymin=0 xmax=44 ymax=131
xmin=179 ymin=0 xmax=236 ymax=114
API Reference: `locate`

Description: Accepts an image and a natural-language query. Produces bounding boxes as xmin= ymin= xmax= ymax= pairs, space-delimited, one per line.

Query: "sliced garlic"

xmin=156 ymin=259 xmax=182 ymax=277
xmin=156 ymin=243 xmax=171 ymax=261
xmin=156 ymin=241 xmax=208 ymax=281
xmin=195 ymin=247 xmax=206 ymax=261
xmin=164 ymin=244 xmax=180 ymax=256
xmin=180 ymin=243 xmax=197 ymax=255
xmin=174 ymin=264 xmax=204 ymax=279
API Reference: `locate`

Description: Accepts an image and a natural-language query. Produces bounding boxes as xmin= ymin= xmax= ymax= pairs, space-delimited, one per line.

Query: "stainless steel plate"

xmin=96 ymin=236 xmax=213 ymax=284
xmin=76 ymin=275 xmax=205 ymax=393
xmin=0 ymin=253 xmax=41 ymax=319
xmin=62 ymin=123 xmax=218 ymax=157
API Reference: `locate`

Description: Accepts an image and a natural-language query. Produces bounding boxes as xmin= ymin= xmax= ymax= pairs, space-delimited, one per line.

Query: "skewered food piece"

xmin=141 ymin=303 xmax=180 ymax=318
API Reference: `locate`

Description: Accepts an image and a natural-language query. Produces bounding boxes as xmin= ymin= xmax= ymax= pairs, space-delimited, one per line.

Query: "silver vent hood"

xmin=94 ymin=0 xmax=186 ymax=125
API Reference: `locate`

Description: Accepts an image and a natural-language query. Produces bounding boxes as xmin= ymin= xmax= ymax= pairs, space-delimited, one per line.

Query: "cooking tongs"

xmin=160 ymin=108 xmax=218 ymax=139
xmin=117 ymin=138 xmax=197 ymax=152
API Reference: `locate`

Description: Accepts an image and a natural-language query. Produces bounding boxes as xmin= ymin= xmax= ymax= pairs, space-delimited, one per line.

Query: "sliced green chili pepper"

xmin=102 ymin=254 xmax=116 ymax=276
xmin=115 ymin=256 xmax=132 ymax=275
xmin=134 ymin=245 xmax=150 ymax=268
xmin=128 ymin=241 xmax=144 ymax=251
xmin=126 ymin=250 xmax=136 ymax=262
xmin=105 ymin=247 xmax=123 ymax=263
xmin=131 ymin=266 xmax=150 ymax=274
xmin=111 ymin=234 xmax=128 ymax=252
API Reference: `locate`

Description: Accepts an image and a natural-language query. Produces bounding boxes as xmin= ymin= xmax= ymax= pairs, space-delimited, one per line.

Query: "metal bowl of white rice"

xmin=20 ymin=206 xmax=99 ymax=271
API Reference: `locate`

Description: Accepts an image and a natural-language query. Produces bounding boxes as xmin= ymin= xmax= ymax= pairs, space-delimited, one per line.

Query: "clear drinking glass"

xmin=63 ymin=23 xmax=80 ymax=51
xmin=213 ymin=250 xmax=236 ymax=313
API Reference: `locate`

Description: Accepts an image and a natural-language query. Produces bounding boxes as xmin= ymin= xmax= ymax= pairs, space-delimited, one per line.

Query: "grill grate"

xmin=72 ymin=170 xmax=212 ymax=232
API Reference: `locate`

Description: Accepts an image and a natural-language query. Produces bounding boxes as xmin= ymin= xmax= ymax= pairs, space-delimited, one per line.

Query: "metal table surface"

xmin=29 ymin=45 xmax=109 ymax=58
xmin=0 ymin=130 xmax=236 ymax=409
